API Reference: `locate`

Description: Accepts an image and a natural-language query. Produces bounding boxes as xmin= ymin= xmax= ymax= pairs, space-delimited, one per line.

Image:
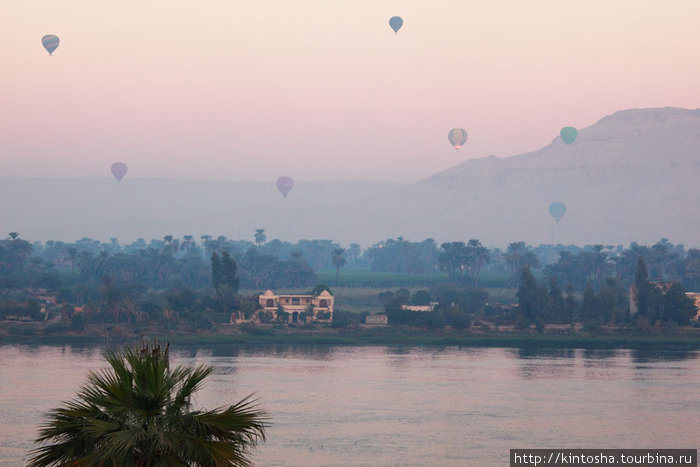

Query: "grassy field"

xmin=317 ymin=270 xmax=511 ymax=289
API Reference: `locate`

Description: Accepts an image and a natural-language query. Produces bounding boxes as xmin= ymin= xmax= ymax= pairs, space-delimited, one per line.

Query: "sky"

xmin=1 ymin=0 xmax=699 ymax=182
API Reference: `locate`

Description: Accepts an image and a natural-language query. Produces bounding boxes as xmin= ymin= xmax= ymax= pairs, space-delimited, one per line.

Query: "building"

xmin=401 ymin=302 xmax=439 ymax=312
xmin=256 ymin=289 xmax=334 ymax=324
xmin=365 ymin=314 xmax=388 ymax=325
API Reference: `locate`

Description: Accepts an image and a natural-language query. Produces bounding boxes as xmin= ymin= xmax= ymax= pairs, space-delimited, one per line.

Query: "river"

xmin=0 ymin=344 xmax=697 ymax=466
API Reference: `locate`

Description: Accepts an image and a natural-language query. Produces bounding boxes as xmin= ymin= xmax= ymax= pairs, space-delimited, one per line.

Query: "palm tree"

xmin=254 ymin=229 xmax=267 ymax=246
xmin=332 ymin=247 xmax=347 ymax=281
xmin=466 ymin=239 xmax=490 ymax=287
xmin=28 ymin=342 xmax=268 ymax=466
xmin=67 ymin=247 xmax=77 ymax=274
xmin=163 ymin=235 xmax=175 ymax=257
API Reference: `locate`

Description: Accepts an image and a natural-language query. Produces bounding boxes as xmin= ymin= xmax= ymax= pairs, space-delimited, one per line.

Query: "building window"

xmin=292 ymin=297 xmax=300 ymax=305
xmin=319 ymin=299 xmax=328 ymax=308
xmin=266 ymin=299 xmax=274 ymax=307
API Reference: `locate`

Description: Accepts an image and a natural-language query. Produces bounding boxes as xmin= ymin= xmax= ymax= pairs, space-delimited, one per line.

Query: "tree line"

xmin=1 ymin=231 xmax=698 ymax=330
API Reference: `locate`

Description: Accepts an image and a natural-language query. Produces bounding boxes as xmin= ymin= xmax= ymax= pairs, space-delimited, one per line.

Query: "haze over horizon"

xmin=2 ymin=1 xmax=699 ymax=182
xmin=2 ymin=106 xmax=698 ymax=248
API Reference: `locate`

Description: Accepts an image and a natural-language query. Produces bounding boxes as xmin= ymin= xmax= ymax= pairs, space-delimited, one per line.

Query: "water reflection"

xmin=582 ymin=349 xmax=619 ymax=361
xmin=0 ymin=344 xmax=698 ymax=467
xmin=631 ymin=349 xmax=696 ymax=363
xmin=514 ymin=348 xmax=576 ymax=360
xmin=512 ymin=348 xmax=576 ymax=380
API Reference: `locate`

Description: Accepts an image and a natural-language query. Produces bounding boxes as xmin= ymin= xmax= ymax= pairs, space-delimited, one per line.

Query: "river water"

xmin=0 ymin=344 xmax=697 ymax=466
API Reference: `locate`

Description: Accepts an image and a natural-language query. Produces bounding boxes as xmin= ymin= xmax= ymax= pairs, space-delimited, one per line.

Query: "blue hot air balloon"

xmin=389 ymin=16 xmax=403 ymax=34
xmin=549 ymin=202 xmax=567 ymax=222
xmin=42 ymin=35 xmax=60 ymax=55
xmin=560 ymin=127 xmax=578 ymax=145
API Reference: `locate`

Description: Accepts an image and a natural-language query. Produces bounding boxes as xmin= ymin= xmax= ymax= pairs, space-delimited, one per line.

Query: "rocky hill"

xmin=324 ymin=107 xmax=700 ymax=247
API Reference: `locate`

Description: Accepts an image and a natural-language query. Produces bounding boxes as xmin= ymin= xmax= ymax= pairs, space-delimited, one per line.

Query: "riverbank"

xmin=1 ymin=321 xmax=698 ymax=349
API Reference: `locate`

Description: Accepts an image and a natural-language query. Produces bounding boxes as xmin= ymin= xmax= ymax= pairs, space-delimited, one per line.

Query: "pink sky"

xmin=1 ymin=0 xmax=698 ymax=182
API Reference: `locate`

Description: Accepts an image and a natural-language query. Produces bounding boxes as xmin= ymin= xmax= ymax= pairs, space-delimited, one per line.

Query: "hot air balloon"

xmin=448 ymin=128 xmax=468 ymax=151
xmin=560 ymin=127 xmax=578 ymax=145
xmin=111 ymin=162 xmax=128 ymax=182
xmin=42 ymin=35 xmax=60 ymax=55
xmin=276 ymin=176 xmax=294 ymax=198
xmin=389 ymin=16 xmax=403 ymax=34
xmin=549 ymin=202 xmax=567 ymax=222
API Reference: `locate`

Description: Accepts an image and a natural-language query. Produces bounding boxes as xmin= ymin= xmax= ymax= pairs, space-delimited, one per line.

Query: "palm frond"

xmin=28 ymin=343 xmax=268 ymax=467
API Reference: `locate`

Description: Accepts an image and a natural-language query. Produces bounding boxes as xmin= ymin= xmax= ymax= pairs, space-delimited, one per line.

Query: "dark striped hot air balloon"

xmin=42 ymin=35 xmax=60 ymax=55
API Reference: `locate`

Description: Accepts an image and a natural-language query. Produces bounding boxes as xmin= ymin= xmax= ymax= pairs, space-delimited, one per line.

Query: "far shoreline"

xmin=1 ymin=325 xmax=699 ymax=350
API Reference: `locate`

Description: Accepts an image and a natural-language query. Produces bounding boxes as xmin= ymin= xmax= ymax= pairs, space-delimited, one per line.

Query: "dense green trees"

xmin=212 ymin=251 xmax=240 ymax=314
xmin=437 ymin=239 xmax=490 ymax=285
xmin=0 ymin=232 xmax=32 ymax=275
xmin=1 ymin=232 xmax=697 ymax=331
xmin=379 ymin=285 xmax=486 ymax=329
xmin=516 ymin=267 xmax=539 ymax=324
xmin=514 ymin=255 xmax=695 ymax=329
xmin=28 ymin=342 xmax=267 ymax=466
xmin=369 ymin=238 xmax=439 ymax=274
xmin=631 ymin=257 xmax=697 ymax=326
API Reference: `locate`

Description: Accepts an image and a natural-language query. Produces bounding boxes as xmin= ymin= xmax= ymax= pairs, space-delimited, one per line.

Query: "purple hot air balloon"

xmin=111 ymin=162 xmax=128 ymax=182
xmin=276 ymin=176 xmax=294 ymax=198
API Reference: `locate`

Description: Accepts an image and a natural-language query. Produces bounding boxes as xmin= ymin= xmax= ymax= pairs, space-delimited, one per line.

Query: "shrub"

xmin=70 ymin=312 xmax=87 ymax=331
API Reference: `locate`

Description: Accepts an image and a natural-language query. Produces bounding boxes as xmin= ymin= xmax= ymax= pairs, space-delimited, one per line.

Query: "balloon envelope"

xmin=389 ymin=16 xmax=403 ymax=33
xmin=111 ymin=162 xmax=128 ymax=182
xmin=276 ymin=176 xmax=294 ymax=198
xmin=448 ymin=128 xmax=468 ymax=151
xmin=549 ymin=202 xmax=567 ymax=222
xmin=560 ymin=127 xmax=578 ymax=145
xmin=42 ymin=35 xmax=60 ymax=55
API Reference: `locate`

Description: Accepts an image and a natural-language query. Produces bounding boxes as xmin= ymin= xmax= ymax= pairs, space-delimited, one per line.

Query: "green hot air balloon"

xmin=560 ymin=127 xmax=578 ymax=145
xmin=42 ymin=35 xmax=60 ymax=55
xmin=448 ymin=128 xmax=468 ymax=151
xmin=549 ymin=202 xmax=567 ymax=223
xmin=389 ymin=16 xmax=403 ymax=34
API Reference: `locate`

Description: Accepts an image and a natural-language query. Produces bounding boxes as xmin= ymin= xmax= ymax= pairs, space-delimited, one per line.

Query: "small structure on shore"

xmin=365 ymin=314 xmax=388 ymax=325
xmin=401 ymin=302 xmax=439 ymax=312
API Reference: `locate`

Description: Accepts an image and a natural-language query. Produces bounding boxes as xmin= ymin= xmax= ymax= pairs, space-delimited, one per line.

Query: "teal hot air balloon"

xmin=42 ymin=35 xmax=60 ymax=55
xmin=549 ymin=202 xmax=567 ymax=223
xmin=448 ymin=128 xmax=468 ymax=151
xmin=560 ymin=127 xmax=578 ymax=145
xmin=389 ymin=16 xmax=403 ymax=34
